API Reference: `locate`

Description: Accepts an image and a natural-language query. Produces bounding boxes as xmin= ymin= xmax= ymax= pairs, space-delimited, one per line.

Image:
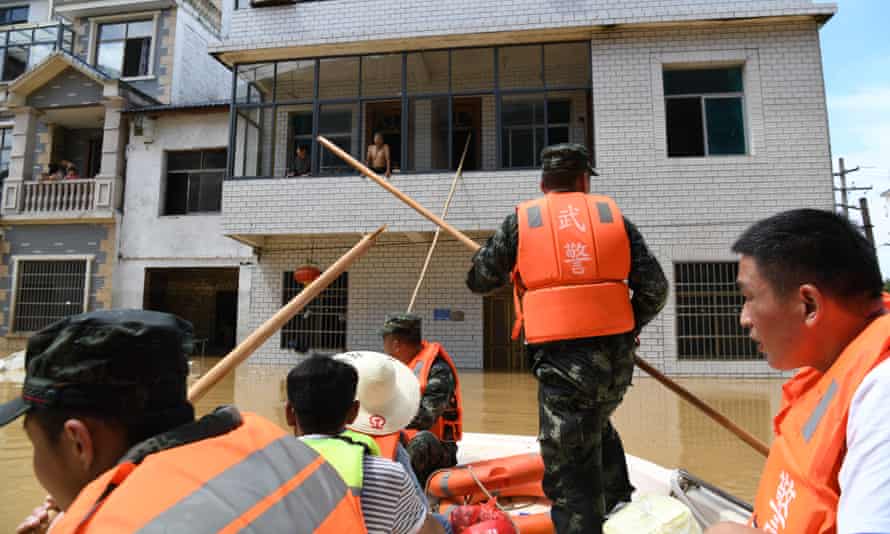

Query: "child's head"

xmin=285 ymin=355 xmax=359 ymax=436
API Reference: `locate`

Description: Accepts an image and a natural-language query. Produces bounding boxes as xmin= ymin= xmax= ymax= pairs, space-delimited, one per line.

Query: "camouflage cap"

xmin=379 ymin=313 xmax=422 ymax=340
xmin=541 ymin=143 xmax=599 ymax=176
xmin=0 ymin=309 xmax=195 ymax=427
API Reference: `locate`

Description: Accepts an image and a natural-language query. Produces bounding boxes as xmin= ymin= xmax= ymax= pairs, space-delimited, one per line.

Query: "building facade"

xmin=0 ymin=0 xmax=247 ymax=354
xmin=213 ymin=0 xmax=836 ymax=374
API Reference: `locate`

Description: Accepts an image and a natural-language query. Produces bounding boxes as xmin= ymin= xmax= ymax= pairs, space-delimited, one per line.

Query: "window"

xmin=164 ymin=149 xmax=226 ymax=215
xmin=0 ymin=6 xmax=28 ymax=25
xmin=13 ymin=259 xmax=88 ymax=332
xmin=675 ymin=262 xmax=760 ymax=361
xmin=0 ymin=127 xmax=12 ymax=173
xmin=230 ymin=41 xmax=592 ymax=177
xmin=96 ymin=19 xmax=153 ymax=78
xmin=501 ymin=99 xmax=569 ymax=168
xmin=664 ymin=67 xmax=746 ymax=157
xmin=281 ymin=272 xmax=348 ymax=352
xmin=0 ymin=24 xmax=74 ymax=81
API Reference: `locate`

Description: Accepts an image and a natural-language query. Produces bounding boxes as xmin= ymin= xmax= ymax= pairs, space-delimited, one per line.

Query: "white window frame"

xmin=664 ymin=86 xmax=747 ymax=157
xmin=650 ymin=49 xmax=764 ymax=163
xmin=8 ymin=254 xmax=94 ymax=333
xmin=88 ymin=12 xmax=159 ymax=81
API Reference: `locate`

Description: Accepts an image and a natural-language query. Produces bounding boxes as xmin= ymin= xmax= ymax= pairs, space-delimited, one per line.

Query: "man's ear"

xmin=345 ymin=400 xmax=360 ymax=425
xmin=799 ymin=284 xmax=823 ymax=327
xmin=285 ymin=401 xmax=296 ymax=428
xmin=62 ymin=419 xmax=95 ymax=473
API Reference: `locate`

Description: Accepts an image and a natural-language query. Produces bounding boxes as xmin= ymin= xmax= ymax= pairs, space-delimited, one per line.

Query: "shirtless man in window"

xmin=366 ymin=132 xmax=391 ymax=178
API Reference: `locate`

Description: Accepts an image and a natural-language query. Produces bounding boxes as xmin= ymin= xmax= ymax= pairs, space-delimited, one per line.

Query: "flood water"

xmin=0 ymin=360 xmax=780 ymax=530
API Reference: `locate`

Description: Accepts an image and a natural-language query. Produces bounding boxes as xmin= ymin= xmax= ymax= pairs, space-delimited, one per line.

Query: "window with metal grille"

xmin=675 ymin=262 xmax=760 ymax=360
xmin=13 ymin=260 xmax=88 ymax=332
xmin=164 ymin=149 xmax=226 ymax=215
xmin=280 ymin=272 xmax=348 ymax=353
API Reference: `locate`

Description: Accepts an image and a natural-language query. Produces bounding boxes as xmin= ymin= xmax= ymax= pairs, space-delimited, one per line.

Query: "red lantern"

xmin=294 ymin=265 xmax=321 ymax=284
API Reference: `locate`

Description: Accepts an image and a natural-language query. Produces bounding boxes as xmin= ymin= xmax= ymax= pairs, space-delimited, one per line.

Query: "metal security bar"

xmin=13 ymin=260 xmax=88 ymax=332
xmin=675 ymin=262 xmax=760 ymax=361
xmin=280 ymin=272 xmax=348 ymax=353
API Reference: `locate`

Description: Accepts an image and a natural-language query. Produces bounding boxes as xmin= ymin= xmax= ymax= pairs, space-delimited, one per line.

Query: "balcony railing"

xmin=22 ymin=179 xmax=95 ymax=213
xmin=1 ymin=176 xmax=121 ymax=221
xmin=0 ymin=22 xmax=76 ymax=83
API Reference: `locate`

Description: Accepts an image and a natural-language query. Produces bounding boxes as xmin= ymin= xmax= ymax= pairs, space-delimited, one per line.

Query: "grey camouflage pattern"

xmin=405 ymin=430 xmax=458 ymax=485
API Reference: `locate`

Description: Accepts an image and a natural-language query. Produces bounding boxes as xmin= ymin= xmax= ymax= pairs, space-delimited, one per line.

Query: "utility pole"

xmin=860 ymin=197 xmax=875 ymax=248
xmin=833 ymin=157 xmax=863 ymax=220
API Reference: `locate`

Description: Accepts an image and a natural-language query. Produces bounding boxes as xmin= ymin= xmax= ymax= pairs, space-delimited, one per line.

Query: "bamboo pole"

xmin=407 ymin=134 xmax=472 ymax=313
xmin=318 ymin=143 xmax=772 ymax=457
xmin=317 ymin=136 xmax=479 ymax=251
xmin=188 ymin=225 xmax=387 ymax=403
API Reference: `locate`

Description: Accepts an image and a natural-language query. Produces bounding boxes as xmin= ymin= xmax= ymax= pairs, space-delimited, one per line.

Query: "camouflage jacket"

xmin=407 ymin=358 xmax=455 ymax=431
xmin=466 ymin=211 xmax=668 ymax=342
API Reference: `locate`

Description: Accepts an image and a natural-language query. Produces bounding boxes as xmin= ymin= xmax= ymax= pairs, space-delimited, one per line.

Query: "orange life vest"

xmin=371 ymin=432 xmax=403 ymax=461
xmin=52 ymin=412 xmax=365 ymax=533
xmin=402 ymin=340 xmax=463 ymax=443
xmin=751 ymin=314 xmax=890 ymax=534
xmin=513 ymin=192 xmax=634 ymax=344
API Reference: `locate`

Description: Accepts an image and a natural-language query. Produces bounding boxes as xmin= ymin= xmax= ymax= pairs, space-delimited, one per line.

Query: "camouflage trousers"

xmin=406 ymin=430 xmax=458 ymax=486
xmin=531 ymin=339 xmax=636 ymax=534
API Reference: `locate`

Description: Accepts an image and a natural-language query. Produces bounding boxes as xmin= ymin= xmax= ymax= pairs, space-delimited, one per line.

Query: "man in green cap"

xmin=381 ymin=313 xmax=463 ymax=484
xmin=3 ymin=309 xmax=364 ymax=533
xmin=466 ymin=143 xmax=668 ymax=534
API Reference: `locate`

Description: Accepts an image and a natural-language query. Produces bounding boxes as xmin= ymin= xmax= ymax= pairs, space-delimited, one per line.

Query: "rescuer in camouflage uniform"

xmin=381 ymin=314 xmax=459 ymax=484
xmin=466 ymin=144 xmax=668 ymax=534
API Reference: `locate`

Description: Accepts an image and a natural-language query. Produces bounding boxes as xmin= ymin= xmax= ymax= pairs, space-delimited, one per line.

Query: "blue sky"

xmin=820 ymin=0 xmax=890 ymax=275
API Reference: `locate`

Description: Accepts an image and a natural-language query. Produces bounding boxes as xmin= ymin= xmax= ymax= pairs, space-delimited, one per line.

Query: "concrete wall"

xmin=216 ymin=0 xmax=834 ymax=56
xmin=231 ymin=20 xmax=833 ymax=374
xmin=0 ymin=223 xmax=117 ymax=336
xmin=171 ymin=3 xmax=230 ymax=104
xmin=244 ymin=235 xmax=482 ymax=367
xmin=115 ymin=111 xmax=252 ymax=316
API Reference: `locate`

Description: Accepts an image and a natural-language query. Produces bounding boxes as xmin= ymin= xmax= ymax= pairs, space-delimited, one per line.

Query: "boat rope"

xmin=466 ymin=465 xmax=521 ymax=533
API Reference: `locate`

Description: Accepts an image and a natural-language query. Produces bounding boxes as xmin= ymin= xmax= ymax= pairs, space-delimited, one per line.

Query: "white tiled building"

xmin=213 ymin=0 xmax=836 ymax=374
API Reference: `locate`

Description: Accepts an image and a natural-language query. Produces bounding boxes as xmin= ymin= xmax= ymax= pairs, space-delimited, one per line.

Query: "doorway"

xmin=452 ymin=98 xmax=481 ymax=170
xmin=483 ymin=286 xmax=528 ymax=371
xmin=365 ymin=101 xmax=401 ymax=171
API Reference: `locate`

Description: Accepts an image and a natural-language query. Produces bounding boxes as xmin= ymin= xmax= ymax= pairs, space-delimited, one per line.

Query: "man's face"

xmin=297 ymin=148 xmax=307 ymax=159
xmin=374 ymin=134 xmax=383 ymax=146
xmin=24 ymin=415 xmax=85 ymax=511
xmin=382 ymin=334 xmax=397 ymax=358
xmin=737 ymin=256 xmax=806 ymax=370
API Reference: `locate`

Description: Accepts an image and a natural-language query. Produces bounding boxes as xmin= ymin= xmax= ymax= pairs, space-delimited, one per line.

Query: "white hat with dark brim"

xmin=333 ymin=350 xmax=420 ymax=436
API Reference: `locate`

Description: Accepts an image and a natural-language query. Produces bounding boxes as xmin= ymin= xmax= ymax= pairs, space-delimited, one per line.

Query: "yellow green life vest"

xmin=302 ymin=430 xmax=381 ymax=494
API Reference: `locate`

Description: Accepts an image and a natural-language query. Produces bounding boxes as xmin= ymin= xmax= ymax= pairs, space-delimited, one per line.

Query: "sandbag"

xmin=604 ymin=495 xmax=702 ymax=534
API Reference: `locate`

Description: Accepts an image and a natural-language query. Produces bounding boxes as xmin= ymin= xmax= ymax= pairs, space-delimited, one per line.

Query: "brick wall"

xmin=172 ymin=4 xmax=232 ymax=104
xmin=245 ymin=235 xmax=483 ymax=367
xmin=216 ymin=0 xmax=834 ymax=56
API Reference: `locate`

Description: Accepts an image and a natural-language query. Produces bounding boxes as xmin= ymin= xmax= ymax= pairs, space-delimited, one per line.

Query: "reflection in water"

xmin=0 ymin=361 xmax=780 ymax=530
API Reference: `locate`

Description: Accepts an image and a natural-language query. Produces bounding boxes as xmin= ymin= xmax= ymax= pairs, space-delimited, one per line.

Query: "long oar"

xmin=188 ymin=226 xmax=387 ymax=403
xmin=408 ymin=134 xmax=472 ymax=313
xmin=317 ymin=138 xmax=772 ymax=458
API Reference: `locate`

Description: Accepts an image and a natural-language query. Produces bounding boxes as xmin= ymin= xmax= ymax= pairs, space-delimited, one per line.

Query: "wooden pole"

xmin=321 ymin=143 xmax=772 ymax=458
xmin=407 ymin=134 xmax=472 ymax=313
xmin=633 ymin=356 xmax=770 ymax=457
xmin=317 ymin=136 xmax=479 ymax=252
xmin=188 ymin=226 xmax=387 ymax=403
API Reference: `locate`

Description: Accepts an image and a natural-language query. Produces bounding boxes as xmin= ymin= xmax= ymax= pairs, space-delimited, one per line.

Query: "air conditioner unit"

xmin=132 ymin=116 xmax=156 ymax=144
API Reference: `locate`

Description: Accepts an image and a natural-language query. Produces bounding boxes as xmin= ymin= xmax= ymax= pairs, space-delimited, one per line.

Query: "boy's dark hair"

xmin=541 ymin=170 xmax=584 ymax=191
xmin=287 ymin=356 xmax=358 ymax=435
xmin=732 ymin=209 xmax=882 ymax=299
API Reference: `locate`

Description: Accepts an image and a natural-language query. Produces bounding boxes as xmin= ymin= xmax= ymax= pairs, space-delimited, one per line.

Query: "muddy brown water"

xmin=0 ymin=360 xmax=780 ymax=530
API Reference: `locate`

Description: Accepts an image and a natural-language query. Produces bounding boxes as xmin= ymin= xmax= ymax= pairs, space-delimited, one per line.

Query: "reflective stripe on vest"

xmin=53 ymin=413 xmax=365 ymax=534
xmin=751 ymin=314 xmax=890 ymax=534
xmin=513 ymin=192 xmax=634 ymax=344
xmin=138 ymin=439 xmax=344 ymax=533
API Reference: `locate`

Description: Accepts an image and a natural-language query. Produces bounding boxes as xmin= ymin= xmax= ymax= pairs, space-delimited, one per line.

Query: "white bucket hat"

xmin=333 ymin=351 xmax=421 ymax=436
